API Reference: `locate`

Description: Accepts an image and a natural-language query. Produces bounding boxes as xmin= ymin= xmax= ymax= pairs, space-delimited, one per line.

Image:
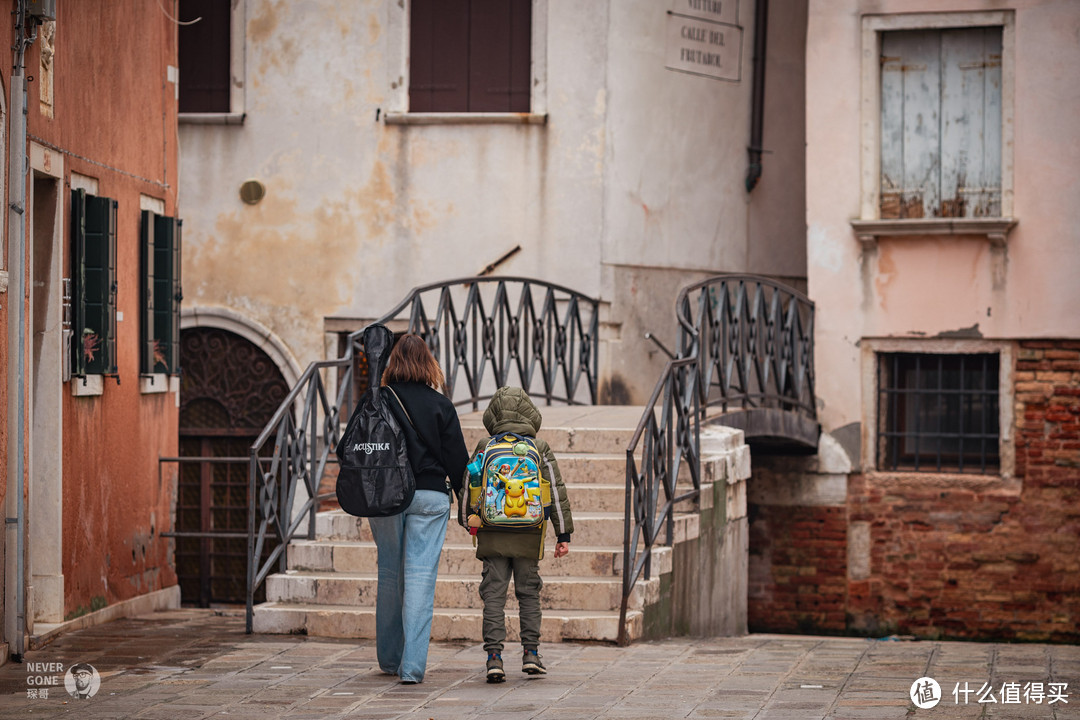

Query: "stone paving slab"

xmin=0 ymin=609 xmax=1076 ymax=719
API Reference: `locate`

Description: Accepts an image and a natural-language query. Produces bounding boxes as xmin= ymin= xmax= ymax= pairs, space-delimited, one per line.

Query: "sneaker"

xmin=486 ymin=652 xmax=505 ymax=683
xmin=522 ymin=648 xmax=546 ymax=675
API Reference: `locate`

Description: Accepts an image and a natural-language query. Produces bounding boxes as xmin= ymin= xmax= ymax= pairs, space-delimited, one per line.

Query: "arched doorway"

xmin=177 ymin=327 xmax=290 ymax=606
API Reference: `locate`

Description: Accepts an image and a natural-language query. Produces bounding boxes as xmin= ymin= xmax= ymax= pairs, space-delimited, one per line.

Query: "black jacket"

xmin=386 ymin=381 xmax=468 ymax=496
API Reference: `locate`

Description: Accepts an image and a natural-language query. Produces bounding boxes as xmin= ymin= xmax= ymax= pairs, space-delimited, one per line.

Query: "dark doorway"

xmin=177 ymin=327 xmax=289 ymax=606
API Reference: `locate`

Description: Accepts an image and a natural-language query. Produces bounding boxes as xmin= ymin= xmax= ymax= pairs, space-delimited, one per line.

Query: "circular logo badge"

xmin=65 ymin=663 xmax=101 ymax=700
xmin=910 ymin=676 xmax=941 ymax=709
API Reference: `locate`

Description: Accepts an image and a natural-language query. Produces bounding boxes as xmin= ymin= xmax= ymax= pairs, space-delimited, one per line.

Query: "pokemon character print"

xmin=472 ymin=433 xmax=550 ymax=528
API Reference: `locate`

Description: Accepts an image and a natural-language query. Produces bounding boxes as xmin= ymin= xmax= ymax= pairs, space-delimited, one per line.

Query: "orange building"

xmin=0 ymin=0 xmax=182 ymax=660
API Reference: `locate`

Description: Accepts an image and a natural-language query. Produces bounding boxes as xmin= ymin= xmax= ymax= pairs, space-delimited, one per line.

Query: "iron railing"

xmin=618 ymin=274 xmax=815 ymax=644
xmin=377 ymin=276 xmax=600 ymax=409
xmin=677 ymin=274 xmax=816 ymax=420
xmin=245 ymin=276 xmax=602 ymax=632
xmin=618 ymin=356 xmax=700 ymax=645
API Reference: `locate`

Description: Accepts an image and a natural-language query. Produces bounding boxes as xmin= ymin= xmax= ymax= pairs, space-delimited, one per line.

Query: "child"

xmin=464 ymin=386 xmax=574 ymax=683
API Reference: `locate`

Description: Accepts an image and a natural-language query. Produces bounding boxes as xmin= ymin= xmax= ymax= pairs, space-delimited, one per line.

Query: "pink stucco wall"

xmin=806 ymin=0 xmax=1080 ymax=432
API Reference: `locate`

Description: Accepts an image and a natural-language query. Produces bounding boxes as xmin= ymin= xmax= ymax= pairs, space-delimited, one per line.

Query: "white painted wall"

xmin=180 ymin=0 xmax=807 ymax=403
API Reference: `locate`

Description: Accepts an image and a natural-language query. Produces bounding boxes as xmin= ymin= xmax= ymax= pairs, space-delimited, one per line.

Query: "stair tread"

xmin=257 ymin=601 xmax=637 ymax=617
xmin=274 ymin=570 xmax=636 ymax=583
xmin=293 ymin=539 xmax=651 ymax=553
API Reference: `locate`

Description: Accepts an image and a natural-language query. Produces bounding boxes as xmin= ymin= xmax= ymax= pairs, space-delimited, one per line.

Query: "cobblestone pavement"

xmin=0 ymin=609 xmax=1076 ymax=719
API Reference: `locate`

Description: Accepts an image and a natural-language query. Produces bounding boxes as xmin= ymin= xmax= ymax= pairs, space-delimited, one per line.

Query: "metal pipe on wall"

xmin=5 ymin=0 xmax=36 ymax=663
xmin=745 ymin=0 xmax=768 ymax=192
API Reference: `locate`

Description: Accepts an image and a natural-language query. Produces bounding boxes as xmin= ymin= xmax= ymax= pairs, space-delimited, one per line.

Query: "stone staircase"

xmin=252 ymin=406 xmax=751 ymax=643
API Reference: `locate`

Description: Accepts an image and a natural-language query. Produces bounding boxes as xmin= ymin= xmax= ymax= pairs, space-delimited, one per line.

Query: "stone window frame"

xmin=852 ymin=11 xmax=1017 ymax=250
xmin=383 ymin=0 xmax=548 ymax=126
xmin=859 ymin=337 xmax=1016 ymax=485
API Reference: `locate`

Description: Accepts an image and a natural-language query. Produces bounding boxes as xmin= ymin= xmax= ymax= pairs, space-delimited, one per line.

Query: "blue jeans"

xmin=368 ymin=489 xmax=450 ymax=683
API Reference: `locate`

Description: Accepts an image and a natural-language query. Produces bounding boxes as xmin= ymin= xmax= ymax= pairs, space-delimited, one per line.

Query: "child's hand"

xmin=554 ymin=541 xmax=570 ymax=558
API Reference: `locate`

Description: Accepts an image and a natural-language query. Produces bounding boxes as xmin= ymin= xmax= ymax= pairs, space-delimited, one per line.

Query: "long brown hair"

xmin=382 ymin=334 xmax=444 ymax=389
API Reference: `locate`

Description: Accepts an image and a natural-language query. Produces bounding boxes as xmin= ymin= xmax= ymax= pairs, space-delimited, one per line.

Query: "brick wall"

xmin=748 ymin=505 xmax=847 ymax=633
xmin=749 ymin=340 xmax=1080 ymax=642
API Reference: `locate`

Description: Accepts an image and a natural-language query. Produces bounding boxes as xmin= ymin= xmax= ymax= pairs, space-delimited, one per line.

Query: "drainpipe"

xmin=745 ymin=0 xmax=768 ymax=192
xmin=5 ymin=0 xmax=35 ymax=662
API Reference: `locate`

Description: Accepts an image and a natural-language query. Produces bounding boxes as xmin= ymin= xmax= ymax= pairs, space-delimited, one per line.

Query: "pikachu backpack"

xmin=462 ymin=432 xmax=551 ymax=529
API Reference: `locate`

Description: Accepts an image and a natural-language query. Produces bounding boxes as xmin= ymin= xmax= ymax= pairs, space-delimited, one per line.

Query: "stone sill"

xmin=179 ymin=112 xmax=246 ymax=126
xmin=71 ymin=375 xmax=103 ymax=397
xmin=851 ymin=217 xmax=1018 ymax=250
xmin=384 ymin=112 xmax=548 ymax=126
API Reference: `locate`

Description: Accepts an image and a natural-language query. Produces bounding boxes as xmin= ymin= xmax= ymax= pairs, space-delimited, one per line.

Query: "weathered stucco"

xmin=180 ymin=0 xmax=808 ymax=403
xmin=806 ymin=0 xmax=1080 ymax=431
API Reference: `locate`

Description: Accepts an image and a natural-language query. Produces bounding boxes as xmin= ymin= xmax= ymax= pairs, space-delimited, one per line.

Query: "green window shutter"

xmin=140 ymin=210 xmax=157 ymax=374
xmin=171 ymin=219 xmax=182 ymax=374
xmin=71 ymin=188 xmax=88 ymax=375
xmin=102 ymin=197 xmax=118 ymax=375
xmin=72 ymin=189 xmax=117 ymax=375
xmin=152 ymin=214 xmax=182 ymax=374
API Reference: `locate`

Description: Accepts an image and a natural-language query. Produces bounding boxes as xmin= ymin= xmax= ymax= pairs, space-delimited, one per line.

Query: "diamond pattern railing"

xmin=677 ymin=274 xmax=815 ymax=419
xmin=245 ymin=276 xmax=601 ymax=632
xmin=619 ymin=274 xmax=815 ymax=644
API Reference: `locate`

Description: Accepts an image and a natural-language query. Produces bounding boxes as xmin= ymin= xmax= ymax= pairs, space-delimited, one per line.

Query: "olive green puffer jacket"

xmin=466 ymin=387 xmax=574 ymax=560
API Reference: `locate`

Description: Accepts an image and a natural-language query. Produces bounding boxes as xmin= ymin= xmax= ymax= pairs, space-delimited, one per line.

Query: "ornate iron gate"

xmin=176 ymin=327 xmax=289 ymax=606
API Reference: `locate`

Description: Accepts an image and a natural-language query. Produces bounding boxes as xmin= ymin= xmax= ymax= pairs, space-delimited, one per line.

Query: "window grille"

xmin=877 ymin=352 xmax=1000 ymax=473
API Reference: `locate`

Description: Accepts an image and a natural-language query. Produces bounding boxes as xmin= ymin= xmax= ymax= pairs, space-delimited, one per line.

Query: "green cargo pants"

xmin=479 ymin=556 xmax=543 ymax=653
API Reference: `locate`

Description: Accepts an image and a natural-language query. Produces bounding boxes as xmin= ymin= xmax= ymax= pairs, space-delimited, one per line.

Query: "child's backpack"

xmin=462 ymin=432 xmax=551 ymax=529
xmin=334 ymin=324 xmax=415 ymax=517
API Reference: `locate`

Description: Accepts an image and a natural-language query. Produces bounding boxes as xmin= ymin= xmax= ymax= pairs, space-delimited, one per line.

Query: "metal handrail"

xmin=245 ymin=276 xmax=602 ymax=632
xmin=676 ymin=274 xmax=816 ymax=420
xmin=617 ymin=357 xmax=700 ymax=645
xmin=618 ymin=273 xmax=815 ymax=644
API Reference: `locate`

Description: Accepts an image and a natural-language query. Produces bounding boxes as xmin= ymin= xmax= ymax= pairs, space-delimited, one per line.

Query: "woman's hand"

xmin=554 ymin=541 xmax=570 ymax=558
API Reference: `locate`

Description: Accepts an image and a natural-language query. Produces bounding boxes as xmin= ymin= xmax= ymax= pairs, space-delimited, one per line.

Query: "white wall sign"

xmin=665 ymin=11 xmax=743 ymax=82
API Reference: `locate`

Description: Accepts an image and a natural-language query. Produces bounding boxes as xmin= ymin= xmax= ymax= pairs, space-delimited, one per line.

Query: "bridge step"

xmin=253 ymin=603 xmax=642 ymax=644
xmin=266 ymin=570 xmax=658 ymax=612
xmin=288 ymin=540 xmax=673 ymax=578
xmin=253 ymin=406 xmax=750 ymax=646
xmin=315 ymin=508 xmax=701 ymax=548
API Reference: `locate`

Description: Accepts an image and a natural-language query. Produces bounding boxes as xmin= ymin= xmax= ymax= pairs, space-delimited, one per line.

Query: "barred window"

xmin=877 ymin=352 xmax=1000 ymax=473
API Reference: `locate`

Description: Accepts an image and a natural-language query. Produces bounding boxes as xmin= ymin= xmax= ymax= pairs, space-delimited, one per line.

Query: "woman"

xmin=368 ymin=334 xmax=468 ymax=684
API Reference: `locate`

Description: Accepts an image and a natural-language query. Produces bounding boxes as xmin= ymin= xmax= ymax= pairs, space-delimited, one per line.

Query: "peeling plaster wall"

xmin=807 ymin=0 xmax=1080 ymax=431
xmin=180 ymin=0 xmax=807 ymax=403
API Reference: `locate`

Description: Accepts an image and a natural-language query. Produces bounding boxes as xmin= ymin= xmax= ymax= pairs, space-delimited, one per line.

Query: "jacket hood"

xmin=483 ymin=386 xmax=543 ymax=436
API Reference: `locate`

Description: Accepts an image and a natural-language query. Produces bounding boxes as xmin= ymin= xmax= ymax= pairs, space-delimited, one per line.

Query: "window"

xmin=71 ymin=189 xmax=117 ymax=376
xmin=177 ymin=0 xmax=245 ymax=121
xmin=880 ymin=27 xmax=1002 ymax=219
xmin=409 ymin=0 xmax=531 ymax=112
xmin=877 ymin=352 xmax=1000 ymax=473
xmin=178 ymin=0 xmax=230 ymax=112
xmin=140 ymin=211 xmax=183 ymax=374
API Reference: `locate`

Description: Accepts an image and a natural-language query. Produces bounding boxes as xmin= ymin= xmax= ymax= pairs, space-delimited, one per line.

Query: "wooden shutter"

xmin=410 ymin=0 xmax=469 ymax=112
xmin=410 ymin=0 xmax=530 ymax=112
xmin=141 ymin=211 xmax=182 ymax=374
xmin=880 ymin=28 xmax=1002 ymax=219
xmin=155 ymin=214 xmax=182 ymax=374
xmin=73 ymin=190 xmax=117 ymax=375
xmin=178 ymin=0 xmax=231 ymax=113
xmin=140 ymin=210 xmax=156 ymax=373
xmin=469 ymin=0 xmax=531 ymax=112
